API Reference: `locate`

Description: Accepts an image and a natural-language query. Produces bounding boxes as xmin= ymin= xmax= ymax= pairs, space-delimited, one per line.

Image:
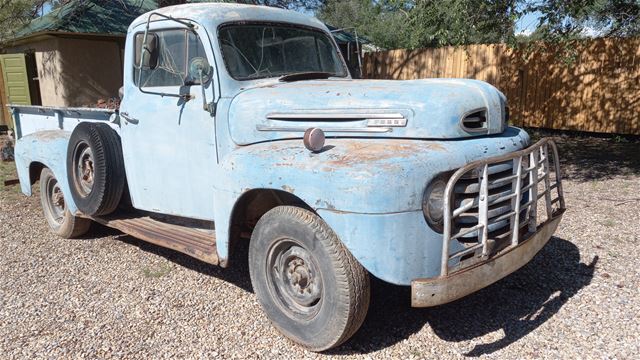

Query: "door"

xmin=119 ymin=25 xmax=218 ymax=220
xmin=0 ymin=53 xmax=32 ymax=105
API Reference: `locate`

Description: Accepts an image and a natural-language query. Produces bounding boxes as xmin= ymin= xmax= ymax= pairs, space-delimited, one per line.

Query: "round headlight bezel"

xmin=422 ymin=174 xmax=451 ymax=233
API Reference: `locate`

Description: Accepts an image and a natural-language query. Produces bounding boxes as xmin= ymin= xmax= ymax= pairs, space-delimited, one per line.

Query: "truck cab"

xmin=10 ymin=3 xmax=565 ymax=351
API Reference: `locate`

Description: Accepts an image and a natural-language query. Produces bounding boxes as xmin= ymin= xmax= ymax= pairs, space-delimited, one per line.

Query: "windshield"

xmin=218 ymin=23 xmax=348 ymax=81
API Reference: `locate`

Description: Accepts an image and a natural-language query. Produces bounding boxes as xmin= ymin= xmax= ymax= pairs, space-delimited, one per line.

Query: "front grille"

xmin=452 ymin=161 xmax=528 ymax=245
xmin=440 ymin=139 xmax=565 ymax=276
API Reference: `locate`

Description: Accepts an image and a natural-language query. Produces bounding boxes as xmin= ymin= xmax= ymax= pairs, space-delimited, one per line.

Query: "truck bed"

xmin=9 ymin=105 xmax=116 ymax=139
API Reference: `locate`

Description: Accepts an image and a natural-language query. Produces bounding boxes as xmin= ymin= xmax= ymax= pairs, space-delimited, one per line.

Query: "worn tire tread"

xmin=251 ymin=206 xmax=370 ymax=351
xmin=40 ymin=168 xmax=92 ymax=239
xmin=67 ymin=123 xmax=125 ymax=216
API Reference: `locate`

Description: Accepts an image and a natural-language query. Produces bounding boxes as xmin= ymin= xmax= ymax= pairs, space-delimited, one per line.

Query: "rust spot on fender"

xmin=323 ymin=141 xmax=447 ymax=169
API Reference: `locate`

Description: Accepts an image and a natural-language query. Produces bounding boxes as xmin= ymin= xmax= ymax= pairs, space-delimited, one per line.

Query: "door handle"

xmin=120 ymin=112 xmax=139 ymax=124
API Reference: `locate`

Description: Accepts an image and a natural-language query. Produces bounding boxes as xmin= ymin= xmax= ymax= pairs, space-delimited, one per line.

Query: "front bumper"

xmin=412 ymin=138 xmax=565 ymax=307
xmin=412 ymin=210 xmax=563 ymax=307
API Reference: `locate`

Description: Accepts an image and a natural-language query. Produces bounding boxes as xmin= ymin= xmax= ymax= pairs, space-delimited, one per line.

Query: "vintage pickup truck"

xmin=10 ymin=3 xmax=565 ymax=351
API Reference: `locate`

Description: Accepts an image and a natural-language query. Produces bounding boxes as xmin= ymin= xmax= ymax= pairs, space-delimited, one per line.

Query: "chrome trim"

xmin=256 ymin=125 xmax=392 ymax=133
xmin=460 ymin=107 xmax=488 ymax=133
xmin=412 ymin=212 xmax=563 ymax=307
xmin=440 ymin=138 xmax=565 ymax=276
xmin=266 ymin=112 xmax=406 ymax=120
xmin=367 ymin=118 xmax=407 ymax=127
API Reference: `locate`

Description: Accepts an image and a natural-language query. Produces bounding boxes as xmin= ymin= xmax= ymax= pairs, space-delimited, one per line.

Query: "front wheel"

xmin=249 ymin=206 xmax=370 ymax=351
xmin=40 ymin=168 xmax=91 ymax=238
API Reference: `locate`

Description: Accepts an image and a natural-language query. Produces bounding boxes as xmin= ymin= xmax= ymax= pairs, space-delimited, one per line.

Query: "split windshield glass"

xmin=218 ymin=23 xmax=347 ymax=81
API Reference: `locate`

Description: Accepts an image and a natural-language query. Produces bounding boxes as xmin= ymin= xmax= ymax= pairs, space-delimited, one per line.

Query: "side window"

xmin=134 ymin=29 xmax=208 ymax=87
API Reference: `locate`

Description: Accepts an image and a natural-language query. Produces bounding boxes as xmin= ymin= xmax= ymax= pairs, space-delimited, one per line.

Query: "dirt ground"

xmin=0 ymin=132 xmax=639 ymax=359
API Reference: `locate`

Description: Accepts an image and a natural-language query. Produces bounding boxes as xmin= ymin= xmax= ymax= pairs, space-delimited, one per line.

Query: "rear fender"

xmin=14 ymin=130 xmax=78 ymax=213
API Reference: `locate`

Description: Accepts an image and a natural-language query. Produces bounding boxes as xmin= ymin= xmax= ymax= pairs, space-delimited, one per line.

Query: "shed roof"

xmin=326 ymin=25 xmax=370 ymax=45
xmin=11 ymin=1 xmax=256 ymax=42
xmin=11 ymin=1 xmax=370 ymax=46
xmin=13 ymin=0 xmax=159 ymax=41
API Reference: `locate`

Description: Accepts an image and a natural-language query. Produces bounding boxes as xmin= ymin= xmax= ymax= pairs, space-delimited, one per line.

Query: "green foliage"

xmin=254 ymin=0 xmax=324 ymax=11
xmin=319 ymin=0 xmax=520 ymax=50
xmin=317 ymin=0 xmax=409 ymax=49
xmin=512 ymin=1 xmax=639 ymax=63
xmin=527 ymin=0 xmax=640 ymax=40
xmin=319 ymin=0 xmax=639 ymax=51
xmin=0 ymin=0 xmax=47 ymax=43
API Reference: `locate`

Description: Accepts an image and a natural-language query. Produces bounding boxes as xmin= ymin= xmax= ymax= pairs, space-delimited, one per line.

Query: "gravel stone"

xmin=1 ymin=134 xmax=638 ymax=359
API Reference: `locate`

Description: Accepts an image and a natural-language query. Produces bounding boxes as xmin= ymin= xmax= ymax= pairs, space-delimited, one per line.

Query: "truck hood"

xmin=228 ymin=78 xmax=507 ymax=145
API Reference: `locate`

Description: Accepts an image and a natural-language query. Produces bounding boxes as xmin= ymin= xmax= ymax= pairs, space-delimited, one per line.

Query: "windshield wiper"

xmin=279 ymin=72 xmax=334 ymax=82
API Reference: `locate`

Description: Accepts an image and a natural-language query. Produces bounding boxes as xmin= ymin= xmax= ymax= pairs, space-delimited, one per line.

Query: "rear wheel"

xmin=249 ymin=206 xmax=370 ymax=351
xmin=40 ymin=168 xmax=91 ymax=238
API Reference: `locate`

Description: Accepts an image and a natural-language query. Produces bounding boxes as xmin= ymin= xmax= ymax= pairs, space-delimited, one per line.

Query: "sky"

xmin=515 ymin=10 xmax=542 ymax=35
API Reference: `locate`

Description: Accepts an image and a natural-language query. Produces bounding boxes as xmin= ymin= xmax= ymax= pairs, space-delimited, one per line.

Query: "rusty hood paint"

xmin=228 ymin=78 xmax=507 ymax=145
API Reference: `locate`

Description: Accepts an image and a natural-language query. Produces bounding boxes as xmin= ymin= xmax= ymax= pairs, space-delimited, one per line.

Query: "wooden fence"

xmin=363 ymin=37 xmax=640 ymax=135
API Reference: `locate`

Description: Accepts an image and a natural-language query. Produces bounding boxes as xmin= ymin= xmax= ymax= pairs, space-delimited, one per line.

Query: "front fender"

xmin=217 ymin=127 xmax=530 ymax=214
xmin=213 ymin=127 xmax=530 ymax=270
xmin=14 ymin=130 xmax=77 ymax=213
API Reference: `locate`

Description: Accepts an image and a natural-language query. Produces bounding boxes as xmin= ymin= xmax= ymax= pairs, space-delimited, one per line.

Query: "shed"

xmin=327 ymin=25 xmax=371 ymax=79
xmin=0 ymin=0 xmax=158 ymax=116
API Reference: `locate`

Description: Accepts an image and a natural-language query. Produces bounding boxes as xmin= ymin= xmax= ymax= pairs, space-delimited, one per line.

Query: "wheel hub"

xmin=74 ymin=144 xmax=95 ymax=196
xmin=52 ymin=185 xmax=65 ymax=208
xmin=46 ymin=177 xmax=65 ymax=224
xmin=268 ymin=240 xmax=323 ymax=318
xmin=287 ymin=258 xmax=312 ymax=293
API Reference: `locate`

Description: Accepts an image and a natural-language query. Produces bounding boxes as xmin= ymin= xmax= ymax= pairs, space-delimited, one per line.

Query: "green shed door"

xmin=0 ymin=54 xmax=32 ymax=105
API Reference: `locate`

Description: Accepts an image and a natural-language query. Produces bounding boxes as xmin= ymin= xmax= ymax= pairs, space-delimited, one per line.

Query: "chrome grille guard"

xmin=440 ymin=138 xmax=566 ymax=276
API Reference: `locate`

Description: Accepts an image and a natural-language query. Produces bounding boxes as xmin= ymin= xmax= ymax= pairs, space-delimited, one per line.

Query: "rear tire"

xmin=249 ymin=206 xmax=370 ymax=351
xmin=40 ymin=168 xmax=91 ymax=238
xmin=67 ymin=122 xmax=125 ymax=216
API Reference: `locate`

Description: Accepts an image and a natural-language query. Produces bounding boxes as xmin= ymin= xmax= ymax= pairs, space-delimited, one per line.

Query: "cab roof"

xmin=129 ymin=3 xmax=327 ymax=33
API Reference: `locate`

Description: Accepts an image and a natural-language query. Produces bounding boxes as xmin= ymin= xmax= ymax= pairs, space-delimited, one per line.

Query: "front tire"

xmin=40 ymin=168 xmax=91 ymax=238
xmin=249 ymin=206 xmax=370 ymax=351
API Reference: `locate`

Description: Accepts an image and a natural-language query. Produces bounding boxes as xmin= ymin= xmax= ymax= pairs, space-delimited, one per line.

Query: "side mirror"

xmin=135 ymin=33 xmax=159 ymax=70
xmin=188 ymin=57 xmax=212 ymax=84
xmin=188 ymin=57 xmax=215 ymax=114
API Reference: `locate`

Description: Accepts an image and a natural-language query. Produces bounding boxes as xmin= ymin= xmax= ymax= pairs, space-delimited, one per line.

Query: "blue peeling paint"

xmin=12 ymin=3 xmax=532 ymax=286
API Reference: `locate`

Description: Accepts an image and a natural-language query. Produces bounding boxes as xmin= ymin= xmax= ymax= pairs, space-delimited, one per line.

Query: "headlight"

xmin=422 ymin=175 xmax=448 ymax=232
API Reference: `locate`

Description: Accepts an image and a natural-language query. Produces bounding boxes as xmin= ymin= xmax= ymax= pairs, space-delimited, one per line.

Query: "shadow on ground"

xmin=532 ymin=131 xmax=640 ymax=182
xmin=91 ymin=226 xmax=255 ymax=293
xmin=102 ymin=226 xmax=596 ymax=357
xmin=331 ymin=237 xmax=597 ymax=357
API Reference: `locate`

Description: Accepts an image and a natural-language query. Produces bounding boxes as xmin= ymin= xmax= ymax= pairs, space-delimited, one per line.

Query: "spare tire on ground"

xmin=67 ymin=122 xmax=125 ymax=216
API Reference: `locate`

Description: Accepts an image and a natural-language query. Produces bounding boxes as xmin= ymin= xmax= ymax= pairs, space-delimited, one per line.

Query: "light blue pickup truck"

xmin=10 ymin=3 xmax=565 ymax=351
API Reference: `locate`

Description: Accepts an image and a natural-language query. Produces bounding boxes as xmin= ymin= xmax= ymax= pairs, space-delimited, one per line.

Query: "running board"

xmin=90 ymin=213 xmax=218 ymax=265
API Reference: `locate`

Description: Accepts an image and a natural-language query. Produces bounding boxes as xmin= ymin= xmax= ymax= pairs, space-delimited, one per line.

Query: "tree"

xmin=318 ymin=0 xmax=409 ymax=49
xmin=319 ymin=0 xmax=520 ymax=50
xmin=527 ymin=0 xmax=640 ymax=41
xmin=255 ymin=0 xmax=324 ymax=11
xmin=0 ymin=0 xmax=49 ymax=43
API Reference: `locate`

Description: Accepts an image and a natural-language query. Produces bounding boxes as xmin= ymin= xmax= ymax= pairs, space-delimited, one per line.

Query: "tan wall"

xmin=55 ymin=37 xmax=123 ymax=107
xmin=4 ymin=38 xmax=64 ymax=107
xmin=5 ymin=36 xmax=123 ymax=107
xmin=364 ymin=37 xmax=640 ymax=135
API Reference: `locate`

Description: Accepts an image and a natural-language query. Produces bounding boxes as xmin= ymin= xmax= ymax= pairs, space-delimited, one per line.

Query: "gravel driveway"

xmin=1 ymin=134 xmax=638 ymax=359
